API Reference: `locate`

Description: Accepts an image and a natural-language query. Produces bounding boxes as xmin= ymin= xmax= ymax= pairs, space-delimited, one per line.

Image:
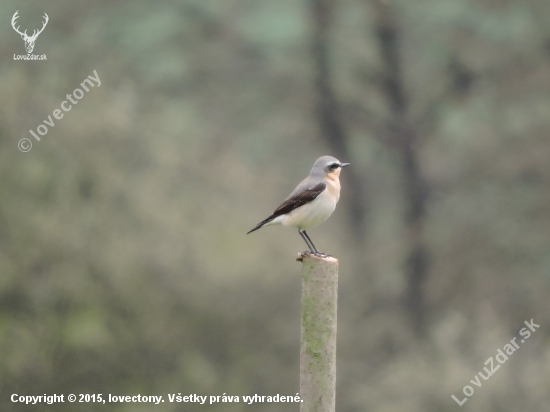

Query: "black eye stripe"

xmin=329 ymin=163 xmax=339 ymax=169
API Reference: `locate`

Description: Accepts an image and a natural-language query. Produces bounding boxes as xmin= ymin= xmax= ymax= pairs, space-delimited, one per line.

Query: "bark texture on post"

xmin=298 ymin=254 xmax=338 ymax=412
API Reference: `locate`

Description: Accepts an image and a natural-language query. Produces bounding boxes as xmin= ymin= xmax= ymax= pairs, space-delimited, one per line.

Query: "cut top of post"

xmin=296 ymin=253 xmax=338 ymax=264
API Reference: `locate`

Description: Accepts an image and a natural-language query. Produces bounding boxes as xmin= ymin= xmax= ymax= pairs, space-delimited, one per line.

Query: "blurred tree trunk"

xmin=372 ymin=0 xmax=429 ymax=335
xmin=310 ymin=0 xmax=367 ymax=241
xmin=310 ymin=0 xmax=430 ymax=334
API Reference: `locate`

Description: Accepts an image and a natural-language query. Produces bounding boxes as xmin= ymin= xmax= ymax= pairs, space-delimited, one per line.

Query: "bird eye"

xmin=329 ymin=163 xmax=339 ymax=169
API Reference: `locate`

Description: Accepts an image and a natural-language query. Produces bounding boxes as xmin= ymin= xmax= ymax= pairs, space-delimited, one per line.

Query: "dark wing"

xmin=247 ymin=182 xmax=326 ymax=234
xmin=272 ymin=182 xmax=327 ymax=216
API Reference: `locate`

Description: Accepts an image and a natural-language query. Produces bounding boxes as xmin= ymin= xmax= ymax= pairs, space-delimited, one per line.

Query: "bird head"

xmin=312 ymin=156 xmax=349 ymax=179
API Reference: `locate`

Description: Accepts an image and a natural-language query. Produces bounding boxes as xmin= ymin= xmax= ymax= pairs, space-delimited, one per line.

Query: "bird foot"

xmin=296 ymin=251 xmax=332 ymax=261
xmin=313 ymin=251 xmax=332 ymax=258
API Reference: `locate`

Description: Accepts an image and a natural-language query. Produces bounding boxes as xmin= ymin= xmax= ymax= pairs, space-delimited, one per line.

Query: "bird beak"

xmin=340 ymin=162 xmax=350 ymax=167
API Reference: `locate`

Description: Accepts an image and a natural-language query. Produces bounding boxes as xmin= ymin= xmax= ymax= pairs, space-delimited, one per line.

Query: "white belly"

xmin=280 ymin=189 xmax=337 ymax=230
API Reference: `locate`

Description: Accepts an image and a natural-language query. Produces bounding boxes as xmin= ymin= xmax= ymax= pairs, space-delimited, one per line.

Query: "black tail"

xmin=246 ymin=216 xmax=274 ymax=234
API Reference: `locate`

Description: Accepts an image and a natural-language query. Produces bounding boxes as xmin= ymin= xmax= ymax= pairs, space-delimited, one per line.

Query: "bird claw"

xmin=313 ymin=251 xmax=331 ymax=258
xmin=296 ymin=251 xmax=332 ymax=262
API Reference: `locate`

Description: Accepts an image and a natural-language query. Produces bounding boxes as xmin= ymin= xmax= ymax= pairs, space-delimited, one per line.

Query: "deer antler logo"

xmin=12 ymin=11 xmax=49 ymax=54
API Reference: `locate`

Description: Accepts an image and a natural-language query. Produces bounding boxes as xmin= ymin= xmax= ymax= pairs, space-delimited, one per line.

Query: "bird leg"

xmin=299 ymin=229 xmax=315 ymax=255
xmin=300 ymin=230 xmax=329 ymax=257
xmin=302 ymin=230 xmax=318 ymax=253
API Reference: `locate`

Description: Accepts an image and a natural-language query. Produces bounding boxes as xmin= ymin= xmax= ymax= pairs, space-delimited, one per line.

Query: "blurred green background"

xmin=1 ymin=0 xmax=550 ymax=411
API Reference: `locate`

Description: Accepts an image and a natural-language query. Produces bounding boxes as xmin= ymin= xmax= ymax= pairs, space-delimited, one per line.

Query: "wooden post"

xmin=297 ymin=253 xmax=338 ymax=412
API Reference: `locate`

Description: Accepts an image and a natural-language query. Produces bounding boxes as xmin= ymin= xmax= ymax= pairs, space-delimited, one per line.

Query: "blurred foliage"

xmin=1 ymin=0 xmax=550 ymax=411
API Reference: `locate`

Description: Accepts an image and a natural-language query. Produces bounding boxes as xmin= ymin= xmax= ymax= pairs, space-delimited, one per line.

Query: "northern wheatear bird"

xmin=247 ymin=156 xmax=349 ymax=256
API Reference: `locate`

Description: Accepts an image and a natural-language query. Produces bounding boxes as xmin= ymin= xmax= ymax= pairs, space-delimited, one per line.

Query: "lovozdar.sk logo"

xmin=12 ymin=10 xmax=48 ymax=60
